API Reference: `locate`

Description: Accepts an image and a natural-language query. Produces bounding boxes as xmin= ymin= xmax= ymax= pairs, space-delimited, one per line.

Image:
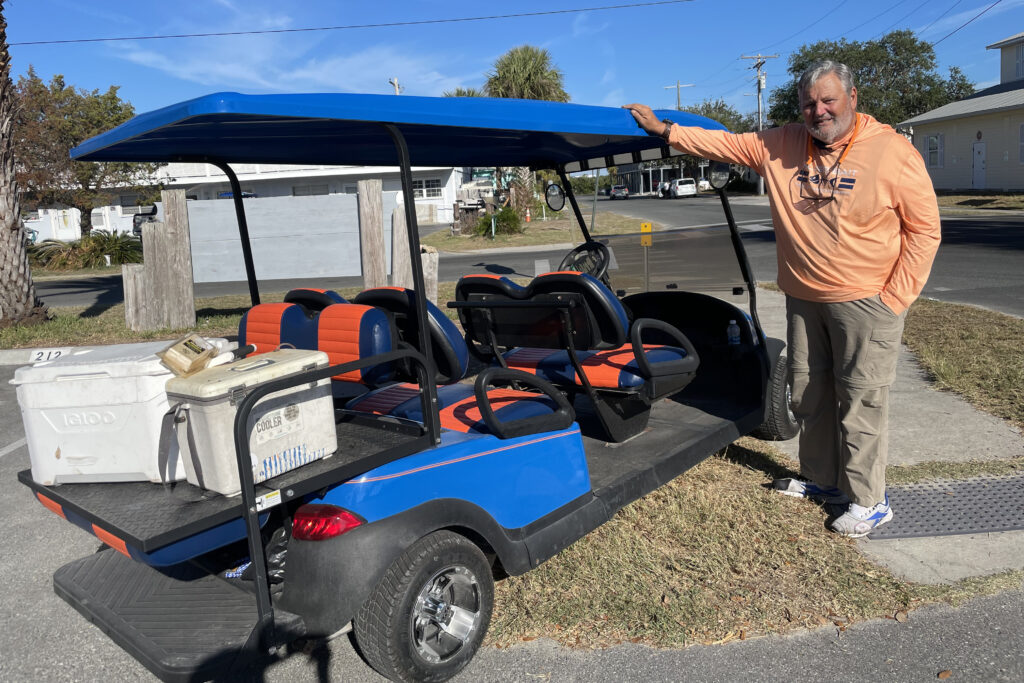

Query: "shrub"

xmin=29 ymin=230 xmax=143 ymax=270
xmin=474 ymin=206 xmax=522 ymax=237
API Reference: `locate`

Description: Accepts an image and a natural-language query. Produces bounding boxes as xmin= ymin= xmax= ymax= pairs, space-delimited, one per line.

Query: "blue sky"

xmin=7 ymin=0 xmax=1023 ymax=119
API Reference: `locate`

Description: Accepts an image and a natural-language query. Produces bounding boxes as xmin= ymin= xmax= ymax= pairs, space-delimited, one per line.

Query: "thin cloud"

xmin=915 ymin=0 xmax=1024 ymax=37
xmin=572 ymin=12 xmax=611 ymax=38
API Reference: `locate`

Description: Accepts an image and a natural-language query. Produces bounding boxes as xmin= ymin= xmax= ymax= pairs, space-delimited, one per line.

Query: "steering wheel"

xmin=558 ymin=241 xmax=610 ymax=282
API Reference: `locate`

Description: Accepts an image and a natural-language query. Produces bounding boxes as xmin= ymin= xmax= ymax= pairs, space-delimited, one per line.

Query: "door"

xmin=972 ymin=142 xmax=986 ymax=189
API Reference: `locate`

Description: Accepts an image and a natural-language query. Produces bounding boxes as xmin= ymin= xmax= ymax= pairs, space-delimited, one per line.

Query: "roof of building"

xmin=71 ymin=92 xmax=725 ymax=171
xmin=900 ymin=79 xmax=1024 ymax=126
xmin=986 ymin=32 xmax=1024 ymax=50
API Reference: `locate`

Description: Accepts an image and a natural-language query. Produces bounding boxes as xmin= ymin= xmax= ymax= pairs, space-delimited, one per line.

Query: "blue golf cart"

xmin=18 ymin=92 xmax=795 ymax=682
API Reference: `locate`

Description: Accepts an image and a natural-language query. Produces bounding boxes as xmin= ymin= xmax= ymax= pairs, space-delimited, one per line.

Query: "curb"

xmin=0 ymin=348 xmax=37 ymax=366
xmin=437 ymin=242 xmax=577 ymax=256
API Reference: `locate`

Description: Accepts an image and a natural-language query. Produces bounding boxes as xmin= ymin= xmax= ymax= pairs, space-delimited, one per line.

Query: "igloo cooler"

xmin=12 ymin=340 xmax=223 ymax=486
xmin=165 ymin=349 xmax=336 ymax=496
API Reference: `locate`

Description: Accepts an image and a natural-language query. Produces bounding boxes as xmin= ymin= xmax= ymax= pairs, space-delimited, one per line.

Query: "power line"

xmin=755 ymin=0 xmax=851 ymax=52
xmin=833 ymin=1 xmax=906 ymax=40
xmin=918 ymin=0 xmax=966 ymax=36
xmin=871 ymin=0 xmax=933 ymax=40
xmin=930 ymin=0 xmax=1003 ymax=46
xmin=10 ymin=1 xmax=694 ymax=47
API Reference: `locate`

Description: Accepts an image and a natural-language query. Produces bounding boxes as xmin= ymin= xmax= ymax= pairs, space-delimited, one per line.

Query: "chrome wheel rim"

xmin=411 ymin=564 xmax=482 ymax=664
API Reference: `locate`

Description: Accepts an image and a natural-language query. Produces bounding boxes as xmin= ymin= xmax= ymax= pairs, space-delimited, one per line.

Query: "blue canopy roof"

xmin=70 ymin=92 xmax=726 ymax=170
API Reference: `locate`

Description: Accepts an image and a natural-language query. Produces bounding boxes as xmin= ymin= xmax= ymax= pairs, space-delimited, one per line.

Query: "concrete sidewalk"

xmin=756 ymin=287 xmax=1024 ymax=584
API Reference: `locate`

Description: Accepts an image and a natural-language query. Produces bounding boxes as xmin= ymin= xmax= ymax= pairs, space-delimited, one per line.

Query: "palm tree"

xmin=483 ymin=45 xmax=570 ymax=216
xmin=0 ymin=1 xmax=45 ymax=327
xmin=484 ymin=45 xmax=569 ymax=102
xmin=442 ymin=87 xmax=485 ymax=98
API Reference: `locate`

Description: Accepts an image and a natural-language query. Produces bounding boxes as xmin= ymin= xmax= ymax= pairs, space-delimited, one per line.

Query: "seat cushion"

xmin=503 ymin=344 xmax=690 ymax=390
xmin=316 ymin=304 xmax=393 ymax=384
xmin=238 ymin=303 xmax=316 ymax=354
xmin=346 ymin=382 xmax=562 ymax=435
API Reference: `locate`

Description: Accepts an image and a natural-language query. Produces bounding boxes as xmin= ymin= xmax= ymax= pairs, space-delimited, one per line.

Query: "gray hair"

xmin=798 ymin=61 xmax=856 ymax=96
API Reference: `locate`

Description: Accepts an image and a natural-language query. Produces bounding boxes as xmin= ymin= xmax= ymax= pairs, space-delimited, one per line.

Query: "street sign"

xmin=640 ymin=222 xmax=652 ymax=247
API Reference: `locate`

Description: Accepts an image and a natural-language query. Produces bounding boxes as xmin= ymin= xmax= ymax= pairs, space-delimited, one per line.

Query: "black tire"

xmin=752 ymin=352 xmax=799 ymax=441
xmin=354 ymin=531 xmax=493 ymax=682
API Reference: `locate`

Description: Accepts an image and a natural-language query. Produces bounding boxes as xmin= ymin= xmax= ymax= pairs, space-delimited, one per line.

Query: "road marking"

xmin=0 ymin=438 xmax=27 ymax=459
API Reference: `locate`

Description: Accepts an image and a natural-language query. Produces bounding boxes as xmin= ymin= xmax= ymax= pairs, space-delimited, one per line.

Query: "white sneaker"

xmin=772 ymin=477 xmax=851 ymax=505
xmin=830 ymin=495 xmax=893 ymax=538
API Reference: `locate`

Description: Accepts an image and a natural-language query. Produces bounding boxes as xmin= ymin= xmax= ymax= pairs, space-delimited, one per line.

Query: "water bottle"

xmin=727 ymin=319 xmax=741 ymax=345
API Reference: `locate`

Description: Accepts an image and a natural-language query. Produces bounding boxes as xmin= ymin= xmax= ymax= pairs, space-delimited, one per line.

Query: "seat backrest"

xmin=455 ymin=271 xmax=627 ymax=352
xmin=283 ymin=287 xmax=347 ymax=311
xmin=238 ymin=303 xmax=317 ymax=355
xmin=354 ymin=287 xmax=469 ymax=384
xmin=315 ymin=303 xmax=393 ymax=384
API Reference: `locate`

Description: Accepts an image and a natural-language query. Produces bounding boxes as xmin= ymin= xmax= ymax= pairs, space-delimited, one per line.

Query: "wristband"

xmin=660 ymin=119 xmax=674 ymax=141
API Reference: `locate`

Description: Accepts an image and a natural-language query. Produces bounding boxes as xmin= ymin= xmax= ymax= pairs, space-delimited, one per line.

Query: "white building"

xmin=155 ymin=163 xmax=461 ymax=224
xmin=901 ymin=32 xmax=1024 ymax=191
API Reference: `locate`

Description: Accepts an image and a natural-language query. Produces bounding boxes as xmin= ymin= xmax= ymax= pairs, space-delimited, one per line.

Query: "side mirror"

xmin=545 ymin=184 xmax=566 ymax=212
xmin=709 ymin=162 xmax=730 ymax=191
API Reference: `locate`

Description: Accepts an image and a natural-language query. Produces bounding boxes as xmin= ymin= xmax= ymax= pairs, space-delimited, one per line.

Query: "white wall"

xmin=179 ymin=192 xmax=400 ymax=283
xmin=24 ymin=209 xmax=81 ymax=242
xmin=914 ymin=110 xmax=1024 ymax=191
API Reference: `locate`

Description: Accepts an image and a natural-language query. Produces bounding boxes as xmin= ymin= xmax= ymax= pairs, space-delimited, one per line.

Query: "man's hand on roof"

xmin=622 ymin=103 xmax=662 ymax=136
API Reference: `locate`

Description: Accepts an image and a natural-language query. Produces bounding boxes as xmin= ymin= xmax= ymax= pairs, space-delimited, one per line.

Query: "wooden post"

xmin=123 ymin=189 xmax=196 ymax=331
xmin=391 ymin=206 xmax=413 ymax=290
xmin=420 ymin=246 xmax=438 ymax=306
xmin=358 ymin=179 xmax=387 ymax=289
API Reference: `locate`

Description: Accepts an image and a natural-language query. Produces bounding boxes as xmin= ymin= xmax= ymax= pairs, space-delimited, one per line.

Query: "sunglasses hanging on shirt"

xmin=799 ymin=113 xmax=861 ymax=203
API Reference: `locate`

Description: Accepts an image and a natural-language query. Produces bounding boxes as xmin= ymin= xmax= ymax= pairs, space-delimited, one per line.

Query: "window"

xmin=412 ymin=178 xmax=442 ymax=199
xmin=342 ymin=185 xmax=358 ymax=195
xmin=925 ymin=134 xmax=944 ymax=168
xmin=1017 ymin=43 xmax=1023 ymax=79
xmin=292 ymin=184 xmax=329 ymax=196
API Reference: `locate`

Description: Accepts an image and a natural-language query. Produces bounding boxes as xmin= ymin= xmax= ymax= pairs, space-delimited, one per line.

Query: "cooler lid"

xmin=165 ymin=349 xmax=328 ymax=401
xmin=11 ymin=341 xmax=173 ymax=385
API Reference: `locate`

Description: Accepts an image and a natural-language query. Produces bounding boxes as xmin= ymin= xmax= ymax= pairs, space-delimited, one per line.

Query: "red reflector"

xmin=292 ymin=504 xmax=364 ymax=541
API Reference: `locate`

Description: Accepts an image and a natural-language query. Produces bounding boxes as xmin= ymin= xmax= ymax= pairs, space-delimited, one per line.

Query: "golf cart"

xmin=16 ymin=92 xmax=795 ymax=682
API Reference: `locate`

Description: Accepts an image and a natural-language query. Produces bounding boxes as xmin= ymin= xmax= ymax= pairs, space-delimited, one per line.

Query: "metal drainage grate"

xmin=868 ymin=474 xmax=1024 ymax=539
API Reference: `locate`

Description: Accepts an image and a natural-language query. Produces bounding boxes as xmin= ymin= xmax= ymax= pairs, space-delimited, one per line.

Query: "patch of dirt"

xmin=0 ymin=305 xmax=50 ymax=330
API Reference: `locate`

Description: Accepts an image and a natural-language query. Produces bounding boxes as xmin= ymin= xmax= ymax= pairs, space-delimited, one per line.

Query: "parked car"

xmin=609 ymin=184 xmax=629 ymax=200
xmin=669 ymin=177 xmax=697 ymax=198
xmin=698 ymin=178 xmax=712 ymax=192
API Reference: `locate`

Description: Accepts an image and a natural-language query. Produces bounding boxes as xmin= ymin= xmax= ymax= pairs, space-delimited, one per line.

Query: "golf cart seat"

xmin=238 ymin=301 xmax=394 ymax=400
xmin=454 ymin=270 xmax=700 ymax=441
xmin=343 ymin=287 xmax=574 ymax=438
xmin=353 ymin=287 xmax=469 ymax=384
xmin=283 ymin=287 xmax=347 ymax=310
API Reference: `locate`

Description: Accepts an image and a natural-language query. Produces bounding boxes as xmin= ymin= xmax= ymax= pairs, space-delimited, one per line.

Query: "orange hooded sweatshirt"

xmin=667 ymin=113 xmax=940 ymax=315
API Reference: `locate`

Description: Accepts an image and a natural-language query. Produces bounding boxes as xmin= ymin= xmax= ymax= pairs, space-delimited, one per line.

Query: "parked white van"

xmin=669 ymin=177 xmax=697 ymax=198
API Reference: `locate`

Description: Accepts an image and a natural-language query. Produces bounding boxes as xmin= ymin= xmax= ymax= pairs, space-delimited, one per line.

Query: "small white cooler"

xmin=11 ymin=341 xmax=227 ymax=486
xmin=165 ymin=349 xmax=336 ymax=496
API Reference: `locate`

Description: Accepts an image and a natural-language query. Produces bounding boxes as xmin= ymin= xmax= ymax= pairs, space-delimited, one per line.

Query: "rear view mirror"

xmin=709 ymin=162 xmax=730 ymax=190
xmin=545 ymin=184 xmax=566 ymax=212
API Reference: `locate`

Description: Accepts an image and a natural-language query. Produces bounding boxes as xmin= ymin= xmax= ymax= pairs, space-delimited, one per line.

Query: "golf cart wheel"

xmin=355 ymin=531 xmax=493 ymax=682
xmin=752 ymin=352 xmax=799 ymax=441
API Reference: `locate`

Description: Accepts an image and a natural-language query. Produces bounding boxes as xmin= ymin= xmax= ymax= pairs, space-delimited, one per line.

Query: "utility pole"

xmin=662 ymin=80 xmax=694 ymax=110
xmin=741 ymin=54 xmax=778 ymax=196
xmin=387 ymin=77 xmax=402 ymax=95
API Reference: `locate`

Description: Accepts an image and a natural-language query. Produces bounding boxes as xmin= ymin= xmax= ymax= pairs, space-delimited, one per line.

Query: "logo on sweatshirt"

xmin=796 ymin=168 xmax=858 ymax=195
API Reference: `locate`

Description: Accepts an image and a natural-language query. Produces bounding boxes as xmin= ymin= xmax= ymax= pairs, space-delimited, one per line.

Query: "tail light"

xmin=292 ymin=504 xmax=364 ymax=541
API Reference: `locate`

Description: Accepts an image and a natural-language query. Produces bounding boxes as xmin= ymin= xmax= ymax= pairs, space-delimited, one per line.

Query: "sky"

xmin=6 ymin=0 xmax=1023 ymax=121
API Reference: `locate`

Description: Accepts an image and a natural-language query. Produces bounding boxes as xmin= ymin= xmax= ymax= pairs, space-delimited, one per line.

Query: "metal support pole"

xmin=557 ymin=168 xmax=593 ymax=243
xmin=382 ymin=123 xmax=442 ymax=445
xmin=213 ymin=162 xmax=260 ymax=307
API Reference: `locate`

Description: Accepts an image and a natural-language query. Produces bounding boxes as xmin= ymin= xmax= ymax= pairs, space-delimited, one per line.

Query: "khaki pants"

xmin=786 ymin=295 xmax=906 ymax=507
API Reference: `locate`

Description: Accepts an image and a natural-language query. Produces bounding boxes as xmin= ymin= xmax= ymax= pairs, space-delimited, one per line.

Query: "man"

xmin=625 ymin=61 xmax=941 ymax=537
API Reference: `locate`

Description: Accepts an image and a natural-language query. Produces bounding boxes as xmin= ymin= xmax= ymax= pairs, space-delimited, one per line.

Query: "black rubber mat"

xmin=868 ymin=474 xmax=1024 ymax=539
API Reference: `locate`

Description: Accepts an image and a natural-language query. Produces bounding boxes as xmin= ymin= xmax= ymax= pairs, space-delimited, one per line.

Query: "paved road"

xmin=33 ymin=198 xmax=1024 ymax=319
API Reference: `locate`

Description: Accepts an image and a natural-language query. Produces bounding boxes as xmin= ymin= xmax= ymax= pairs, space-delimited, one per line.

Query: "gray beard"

xmin=808 ymin=112 xmax=854 ymax=144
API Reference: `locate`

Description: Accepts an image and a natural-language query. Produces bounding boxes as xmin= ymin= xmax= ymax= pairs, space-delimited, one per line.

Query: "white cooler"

xmin=165 ymin=349 xmax=336 ymax=497
xmin=12 ymin=340 xmax=224 ymax=486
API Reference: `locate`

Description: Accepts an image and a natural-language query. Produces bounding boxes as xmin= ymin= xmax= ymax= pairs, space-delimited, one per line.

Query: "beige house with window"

xmin=900 ymin=32 xmax=1024 ymax=192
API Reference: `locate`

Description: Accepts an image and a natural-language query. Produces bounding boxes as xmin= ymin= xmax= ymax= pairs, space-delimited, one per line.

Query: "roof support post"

xmin=557 ymin=168 xmax=593 ymax=243
xmin=382 ymin=123 xmax=442 ymax=445
xmin=212 ymin=162 xmax=261 ymax=307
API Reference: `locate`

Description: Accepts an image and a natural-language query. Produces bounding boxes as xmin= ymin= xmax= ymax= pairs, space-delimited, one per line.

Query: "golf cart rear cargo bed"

xmin=20 ymin=417 xmax=429 ymax=552
xmin=54 ymin=549 xmax=304 ymax=682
